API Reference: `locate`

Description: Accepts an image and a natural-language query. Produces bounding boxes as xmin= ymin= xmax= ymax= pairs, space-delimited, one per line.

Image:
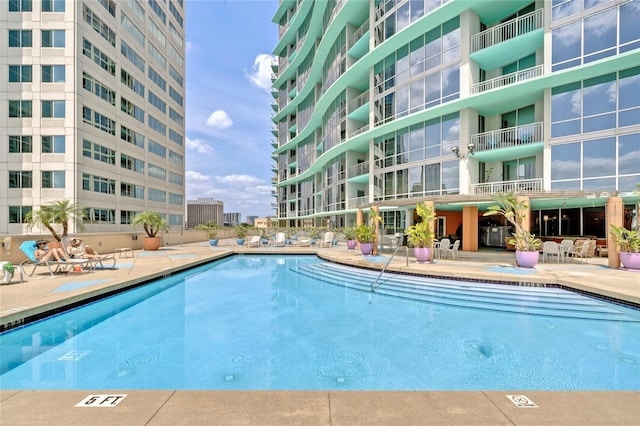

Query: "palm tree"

xmin=26 ymin=199 xmax=85 ymax=241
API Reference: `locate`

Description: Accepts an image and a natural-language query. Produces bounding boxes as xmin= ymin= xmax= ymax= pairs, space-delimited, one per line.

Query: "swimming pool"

xmin=1 ymin=255 xmax=639 ymax=390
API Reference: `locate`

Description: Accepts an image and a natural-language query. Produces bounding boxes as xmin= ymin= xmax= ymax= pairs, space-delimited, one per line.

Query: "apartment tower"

xmin=271 ymin=0 xmax=639 ymax=246
xmin=1 ymin=0 xmax=186 ymax=235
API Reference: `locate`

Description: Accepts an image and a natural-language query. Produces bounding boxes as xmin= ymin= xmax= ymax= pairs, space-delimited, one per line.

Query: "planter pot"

xmin=142 ymin=236 xmax=162 ymax=251
xmin=209 ymin=239 xmax=219 ymax=246
xmin=236 ymin=239 xmax=245 ymax=246
xmin=516 ymin=250 xmax=539 ymax=268
xmin=413 ymin=247 xmax=432 ymax=263
xmin=620 ymin=252 xmax=640 ymax=270
xmin=347 ymin=240 xmax=357 ymax=250
xmin=359 ymin=242 xmax=373 ymax=256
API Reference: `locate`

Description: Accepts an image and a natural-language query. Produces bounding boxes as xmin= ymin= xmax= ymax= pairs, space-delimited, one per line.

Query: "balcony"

xmin=471 ymin=9 xmax=543 ymax=53
xmin=470 ymin=178 xmax=543 ymax=196
xmin=471 ymin=65 xmax=543 ymax=94
xmin=471 ymin=122 xmax=543 ymax=153
xmin=347 ymin=161 xmax=369 ymax=179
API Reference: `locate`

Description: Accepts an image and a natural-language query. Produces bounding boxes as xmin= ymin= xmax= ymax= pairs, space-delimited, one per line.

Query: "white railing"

xmin=472 ymin=65 xmax=543 ymax=94
xmin=348 ymin=18 xmax=369 ymax=49
xmin=471 ymin=9 xmax=543 ymax=52
xmin=471 ymin=122 xmax=543 ymax=152
xmin=349 ymin=89 xmax=370 ymax=112
xmin=349 ymin=196 xmax=370 ymax=209
xmin=350 ymin=124 xmax=370 ymax=138
xmin=470 ymin=178 xmax=543 ymax=195
xmin=348 ymin=160 xmax=369 ymax=178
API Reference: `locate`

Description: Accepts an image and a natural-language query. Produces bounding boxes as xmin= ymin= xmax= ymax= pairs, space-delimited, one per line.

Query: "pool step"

xmin=292 ymin=263 xmax=640 ymax=322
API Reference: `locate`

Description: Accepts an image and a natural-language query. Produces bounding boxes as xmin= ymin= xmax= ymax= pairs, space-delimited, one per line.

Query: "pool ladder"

xmin=371 ymin=245 xmax=409 ymax=292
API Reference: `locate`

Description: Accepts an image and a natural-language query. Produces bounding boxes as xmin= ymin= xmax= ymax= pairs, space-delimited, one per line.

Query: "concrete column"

xmin=372 ymin=206 xmax=380 ymax=256
xmin=462 ymin=206 xmax=479 ymax=251
xmin=356 ymin=209 xmax=363 ymax=226
xmin=606 ymin=197 xmax=623 ymax=268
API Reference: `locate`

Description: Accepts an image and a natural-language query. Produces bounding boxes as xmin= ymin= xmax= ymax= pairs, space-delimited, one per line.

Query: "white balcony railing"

xmin=472 ymin=65 xmax=543 ymax=94
xmin=471 ymin=122 xmax=543 ymax=153
xmin=348 ymin=18 xmax=369 ymax=49
xmin=349 ymin=196 xmax=370 ymax=209
xmin=471 ymin=9 xmax=543 ymax=53
xmin=348 ymin=89 xmax=370 ymax=113
xmin=347 ymin=160 xmax=369 ymax=178
xmin=350 ymin=125 xmax=370 ymax=138
xmin=470 ymin=178 xmax=543 ymax=196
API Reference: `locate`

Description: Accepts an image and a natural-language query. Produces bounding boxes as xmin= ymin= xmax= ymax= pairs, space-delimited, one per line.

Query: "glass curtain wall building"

xmin=1 ymin=0 xmax=186 ymax=234
xmin=271 ymin=0 xmax=639 ymax=244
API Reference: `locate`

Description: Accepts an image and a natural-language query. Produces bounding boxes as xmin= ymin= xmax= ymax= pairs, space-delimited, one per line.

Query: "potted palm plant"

xmin=234 ymin=225 xmax=248 ymax=245
xmin=484 ymin=191 xmax=542 ymax=268
xmin=195 ymin=221 xmax=220 ymax=246
xmin=130 ymin=211 xmax=169 ymax=251
xmin=404 ymin=204 xmax=436 ymax=263
xmin=610 ymin=225 xmax=640 ymax=270
xmin=343 ymin=226 xmax=357 ymax=250
xmin=355 ymin=223 xmax=375 ymax=255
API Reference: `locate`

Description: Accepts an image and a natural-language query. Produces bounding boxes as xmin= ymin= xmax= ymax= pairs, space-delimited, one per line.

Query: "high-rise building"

xmin=186 ymin=198 xmax=224 ymax=229
xmin=271 ymin=0 xmax=639 ymax=245
xmin=224 ymin=212 xmax=241 ymax=227
xmin=1 ymin=0 xmax=186 ymax=235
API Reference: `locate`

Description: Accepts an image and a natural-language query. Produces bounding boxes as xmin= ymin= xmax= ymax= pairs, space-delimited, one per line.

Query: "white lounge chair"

xmin=272 ymin=232 xmax=286 ymax=247
xmin=19 ymin=240 xmax=92 ymax=277
xmin=246 ymin=235 xmax=261 ymax=247
xmin=319 ymin=231 xmax=334 ymax=247
xmin=61 ymin=236 xmax=117 ymax=269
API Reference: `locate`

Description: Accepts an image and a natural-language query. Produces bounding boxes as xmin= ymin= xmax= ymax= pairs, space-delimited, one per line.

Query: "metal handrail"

xmin=371 ymin=245 xmax=409 ymax=292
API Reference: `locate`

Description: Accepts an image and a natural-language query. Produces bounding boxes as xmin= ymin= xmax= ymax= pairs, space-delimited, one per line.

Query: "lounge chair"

xmin=19 ymin=240 xmax=92 ymax=277
xmin=542 ymin=241 xmax=561 ymax=263
xmin=61 ymin=236 xmax=117 ymax=270
xmin=247 ymin=235 xmax=261 ymax=247
xmin=319 ymin=231 xmax=334 ymax=248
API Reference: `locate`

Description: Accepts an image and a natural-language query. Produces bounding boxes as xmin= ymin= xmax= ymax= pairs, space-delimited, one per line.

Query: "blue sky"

xmin=185 ymin=0 xmax=279 ymax=221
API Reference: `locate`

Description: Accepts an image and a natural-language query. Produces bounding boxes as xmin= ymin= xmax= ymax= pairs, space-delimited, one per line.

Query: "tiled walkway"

xmin=1 ymin=241 xmax=638 ymax=425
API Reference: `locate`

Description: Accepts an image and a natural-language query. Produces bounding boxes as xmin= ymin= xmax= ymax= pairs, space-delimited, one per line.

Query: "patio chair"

xmin=574 ymin=240 xmax=595 ymax=263
xmin=435 ymin=238 xmax=450 ymax=259
xmin=61 ymin=236 xmax=117 ymax=270
xmin=272 ymin=232 xmax=286 ymax=247
xmin=318 ymin=231 xmax=334 ymax=248
xmin=442 ymin=239 xmax=460 ymax=259
xmin=19 ymin=240 xmax=92 ymax=277
xmin=542 ymin=241 xmax=561 ymax=263
xmin=246 ymin=235 xmax=261 ymax=247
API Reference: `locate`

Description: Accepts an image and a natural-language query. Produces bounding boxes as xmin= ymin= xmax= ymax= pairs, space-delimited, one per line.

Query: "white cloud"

xmin=186 ymin=40 xmax=192 ymax=52
xmin=206 ymin=110 xmax=233 ymax=129
xmin=215 ymin=174 xmax=265 ymax=187
xmin=246 ymin=53 xmax=274 ymax=91
xmin=185 ymin=137 xmax=214 ymax=154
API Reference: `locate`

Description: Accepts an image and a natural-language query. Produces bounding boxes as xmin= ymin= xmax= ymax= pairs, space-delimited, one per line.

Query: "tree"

xmin=26 ymin=199 xmax=85 ymax=241
xmin=131 ymin=211 xmax=169 ymax=238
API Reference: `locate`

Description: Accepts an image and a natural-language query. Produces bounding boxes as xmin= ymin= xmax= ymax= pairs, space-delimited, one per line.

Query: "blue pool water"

xmin=1 ymin=255 xmax=639 ymax=390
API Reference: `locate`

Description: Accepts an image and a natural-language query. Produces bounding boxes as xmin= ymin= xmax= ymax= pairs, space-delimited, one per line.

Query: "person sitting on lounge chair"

xmin=34 ymin=240 xmax=67 ymax=262
xmin=67 ymin=238 xmax=109 ymax=260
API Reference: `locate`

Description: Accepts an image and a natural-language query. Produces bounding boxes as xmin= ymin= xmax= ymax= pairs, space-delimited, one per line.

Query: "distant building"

xmin=246 ymin=216 xmax=258 ymax=226
xmin=186 ymin=198 xmax=223 ymax=229
xmin=224 ymin=212 xmax=241 ymax=227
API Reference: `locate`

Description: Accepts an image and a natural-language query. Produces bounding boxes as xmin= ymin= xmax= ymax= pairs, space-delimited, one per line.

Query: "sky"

xmin=185 ymin=0 xmax=279 ymax=221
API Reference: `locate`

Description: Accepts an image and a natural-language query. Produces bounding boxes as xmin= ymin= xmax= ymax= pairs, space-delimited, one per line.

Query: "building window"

xmin=9 ymin=65 xmax=32 ymax=82
xmin=121 ymin=125 xmax=145 ymax=148
xmin=121 ymin=40 xmax=145 ymax=72
xmin=9 ymin=171 xmax=32 ymax=188
xmin=169 ymin=171 xmax=183 ymax=185
xmin=9 ymin=135 xmax=32 ymax=153
xmin=82 ymin=106 xmax=116 ymax=135
xmin=85 ymin=208 xmax=116 ymax=224
xmin=148 ymin=163 xmax=166 ymax=180
xmin=168 ymin=214 xmax=183 ymax=226
xmin=42 ymin=65 xmax=65 ymax=83
xmin=9 ymin=206 xmax=32 ymax=223
xmin=169 ymin=150 xmax=183 ymax=165
xmin=83 ymin=38 xmax=116 ymax=76
xmin=121 ymin=182 xmax=145 ymax=199
xmin=9 ymin=0 xmax=32 ymax=12
xmin=9 ymin=30 xmax=32 ymax=47
xmin=169 ymin=64 xmax=183 ymax=87
xmin=169 ymin=128 xmax=183 ymax=145
xmin=148 ymin=114 xmax=166 ymax=136
xmin=83 ymin=72 xmax=116 ymax=105
xmin=41 ymin=30 xmax=65 ymax=48
xmin=148 ymin=139 xmax=167 ymax=158
xmin=120 ymin=210 xmax=140 ymax=224
xmin=97 ymin=0 xmax=116 ymax=17
xmin=169 ymin=193 xmax=183 ymax=205
xmin=121 ymin=68 xmax=145 ymax=98
xmin=148 ymin=188 xmax=166 ymax=202
xmin=148 ymin=90 xmax=166 ymax=113
xmin=41 ymin=100 xmax=65 ymax=118
xmin=169 ymin=86 xmax=183 ymax=106
xmin=169 ymin=107 xmax=183 ymax=126
xmin=120 ymin=153 xmax=145 ymax=173
xmin=42 ymin=135 xmax=65 ymax=153
xmin=83 ymin=173 xmax=116 ymax=194
xmin=149 ymin=0 xmax=166 ymax=24
xmin=42 ymin=171 xmax=65 ymax=188
xmin=42 ymin=0 xmax=65 ymax=12
xmin=83 ymin=3 xmax=116 ymax=46
xmin=121 ymin=97 xmax=145 ymax=123
xmin=83 ymin=139 xmax=115 ymax=164
xmin=9 ymin=100 xmax=32 ymax=117
xmin=148 ymin=66 xmax=166 ymax=91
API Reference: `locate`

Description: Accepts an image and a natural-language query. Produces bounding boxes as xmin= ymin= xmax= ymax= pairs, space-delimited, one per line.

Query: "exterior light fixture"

xmin=451 ymin=146 xmax=461 ymax=158
xmin=467 ymin=143 xmax=475 ymax=155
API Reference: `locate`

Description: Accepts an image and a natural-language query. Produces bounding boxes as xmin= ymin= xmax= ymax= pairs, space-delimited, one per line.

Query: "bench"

xmin=114 ymin=248 xmax=134 ymax=258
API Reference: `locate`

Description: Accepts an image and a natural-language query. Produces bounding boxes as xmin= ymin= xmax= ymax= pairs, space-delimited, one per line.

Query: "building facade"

xmin=1 ymin=0 xmax=186 ymax=235
xmin=224 ymin=212 xmax=241 ymax=227
xmin=186 ymin=198 xmax=224 ymax=229
xmin=271 ymin=0 xmax=639 ymax=245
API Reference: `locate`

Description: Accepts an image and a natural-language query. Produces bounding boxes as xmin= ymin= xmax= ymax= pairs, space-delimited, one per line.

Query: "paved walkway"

xmin=1 ymin=241 xmax=639 ymax=425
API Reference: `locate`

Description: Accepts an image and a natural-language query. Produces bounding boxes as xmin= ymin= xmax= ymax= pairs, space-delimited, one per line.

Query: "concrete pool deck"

xmin=1 ymin=241 xmax=639 ymax=425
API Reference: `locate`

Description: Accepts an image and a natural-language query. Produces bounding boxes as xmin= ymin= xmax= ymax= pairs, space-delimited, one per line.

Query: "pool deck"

xmin=1 ymin=241 xmax=639 ymax=425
